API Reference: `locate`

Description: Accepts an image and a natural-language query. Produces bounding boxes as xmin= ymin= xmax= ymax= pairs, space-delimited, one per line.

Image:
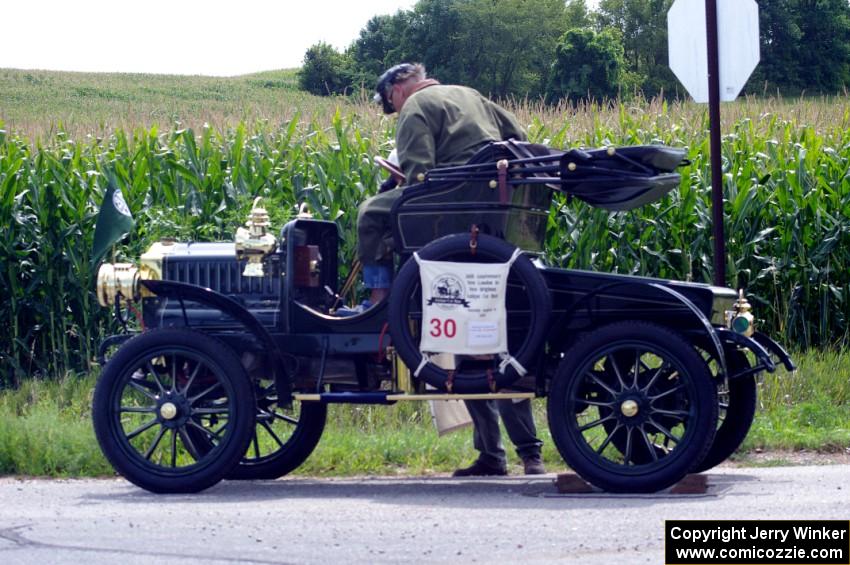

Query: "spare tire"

xmin=388 ymin=233 xmax=550 ymax=393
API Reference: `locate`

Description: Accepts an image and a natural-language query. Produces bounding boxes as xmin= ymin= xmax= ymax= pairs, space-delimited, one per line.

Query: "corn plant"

xmin=538 ymin=99 xmax=850 ymax=349
xmin=1 ymin=76 xmax=849 ymax=385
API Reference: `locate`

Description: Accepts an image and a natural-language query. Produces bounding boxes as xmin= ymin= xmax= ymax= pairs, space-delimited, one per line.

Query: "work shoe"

xmin=522 ymin=456 xmax=546 ymax=475
xmin=334 ymin=300 xmax=373 ymax=317
xmin=452 ymin=459 xmax=508 ymax=477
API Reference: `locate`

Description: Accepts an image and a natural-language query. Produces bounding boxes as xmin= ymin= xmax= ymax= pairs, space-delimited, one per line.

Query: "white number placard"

xmin=416 ymin=258 xmax=512 ymax=355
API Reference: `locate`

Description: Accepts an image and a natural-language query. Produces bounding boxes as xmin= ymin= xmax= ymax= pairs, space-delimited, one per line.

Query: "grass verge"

xmin=0 ymin=349 xmax=847 ymax=478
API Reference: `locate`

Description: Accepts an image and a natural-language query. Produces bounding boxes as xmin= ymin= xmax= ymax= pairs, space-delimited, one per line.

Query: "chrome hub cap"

xmin=620 ymin=399 xmax=639 ymax=418
xmin=159 ymin=402 xmax=178 ymax=420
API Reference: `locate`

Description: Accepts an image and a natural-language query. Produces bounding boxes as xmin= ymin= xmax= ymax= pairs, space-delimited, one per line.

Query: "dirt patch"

xmin=725 ymin=448 xmax=850 ymax=467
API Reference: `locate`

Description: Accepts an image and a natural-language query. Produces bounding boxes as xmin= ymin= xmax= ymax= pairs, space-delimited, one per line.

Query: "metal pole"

xmin=705 ymin=0 xmax=726 ymax=287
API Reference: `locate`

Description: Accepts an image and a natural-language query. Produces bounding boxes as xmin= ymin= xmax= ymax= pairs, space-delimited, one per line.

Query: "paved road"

xmin=0 ymin=466 xmax=846 ymax=564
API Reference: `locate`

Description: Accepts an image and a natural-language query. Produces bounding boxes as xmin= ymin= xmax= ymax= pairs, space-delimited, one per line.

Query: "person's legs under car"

xmin=497 ymin=398 xmax=545 ymax=474
xmin=453 ymin=399 xmax=508 ymax=476
xmin=453 ymin=398 xmax=545 ymax=476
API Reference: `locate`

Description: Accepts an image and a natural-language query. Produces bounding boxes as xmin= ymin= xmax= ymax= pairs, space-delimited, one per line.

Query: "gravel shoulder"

xmin=725 ymin=448 xmax=850 ymax=467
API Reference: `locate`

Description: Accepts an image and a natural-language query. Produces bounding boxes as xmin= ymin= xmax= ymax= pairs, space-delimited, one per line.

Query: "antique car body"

xmin=91 ymin=142 xmax=794 ymax=494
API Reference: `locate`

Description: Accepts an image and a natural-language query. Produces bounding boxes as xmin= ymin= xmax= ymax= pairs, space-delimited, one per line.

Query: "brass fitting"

xmin=97 ymin=240 xmax=173 ymax=308
xmin=390 ymin=347 xmax=414 ymax=394
xmin=235 ymin=197 xmax=277 ymax=277
xmin=727 ymin=289 xmax=755 ymax=336
xmin=96 ymin=263 xmax=140 ymax=307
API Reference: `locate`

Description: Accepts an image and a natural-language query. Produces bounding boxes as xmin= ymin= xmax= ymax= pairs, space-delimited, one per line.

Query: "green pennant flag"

xmin=91 ymin=176 xmax=135 ymax=266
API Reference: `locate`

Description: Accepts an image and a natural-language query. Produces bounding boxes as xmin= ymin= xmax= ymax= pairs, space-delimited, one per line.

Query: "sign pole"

xmin=705 ymin=0 xmax=726 ymax=287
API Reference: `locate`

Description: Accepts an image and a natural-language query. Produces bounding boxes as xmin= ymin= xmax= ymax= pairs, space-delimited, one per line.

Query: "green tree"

xmin=401 ymin=0 xmax=468 ymax=85
xmin=348 ymin=0 xmax=569 ymax=99
xmin=746 ymin=0 xmax=803 ymax=93
xmin=563 ymin=0 xmax=592 ymax=30
xmin=546 ymin=28 xmax=625 ymax=101
xmin=794 ymin=0 xmax=850 ymax=92
xmin=746 ymin=0 xmax=850 ymax=94
xmin=348 ymin=12 xmax=412 ymax=88
xmin=298 ymin=42 xmax=352 ymax=96
xmin=595 ymin=0 xmax=678 ymax=97
xmin=452 ymin=0 xmax=567 ymax=97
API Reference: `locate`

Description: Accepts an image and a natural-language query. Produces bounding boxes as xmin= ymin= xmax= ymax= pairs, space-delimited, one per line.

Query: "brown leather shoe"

xmin=522 ymin=456 xmax=546 ymax=475
xmin=452 ymin=459 xmax=508 ymax=477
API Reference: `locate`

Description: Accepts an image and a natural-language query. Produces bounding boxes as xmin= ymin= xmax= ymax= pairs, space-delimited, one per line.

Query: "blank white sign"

xmin=668 ymin=0 xmax=760 ymax=103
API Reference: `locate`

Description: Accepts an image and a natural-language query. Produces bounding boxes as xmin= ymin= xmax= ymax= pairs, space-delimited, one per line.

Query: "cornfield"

xmin=1 ymin=70 xmax=849 ymax=387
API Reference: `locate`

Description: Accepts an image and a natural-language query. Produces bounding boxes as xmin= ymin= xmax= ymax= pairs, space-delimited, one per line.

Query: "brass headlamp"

xmin=235 ymin=197 xmax=277 ymax=277
xmin=96 ymin=241 xmax=172 ymax=308
xmin=727 ymin=289 xmax=755 ymax=336
xmin=96 ymin=263 xmax=140 ymax=307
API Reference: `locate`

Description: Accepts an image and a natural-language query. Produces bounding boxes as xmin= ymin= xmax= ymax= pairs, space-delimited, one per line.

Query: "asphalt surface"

xmin=0 ymin=466 xmax=847 ymax=564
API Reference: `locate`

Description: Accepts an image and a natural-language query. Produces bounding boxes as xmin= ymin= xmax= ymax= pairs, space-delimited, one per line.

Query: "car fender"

xmin=714 ymin=329 xmax=796 ymax=376
xmin=140 ymin=279 xmax=292 ymax=405
xmin=553 ymin=279 xmax=727 ymax=378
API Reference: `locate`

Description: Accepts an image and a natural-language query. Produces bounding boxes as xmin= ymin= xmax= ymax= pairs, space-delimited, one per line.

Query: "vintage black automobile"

xmin=91 ymin=141 xmax=795 ymax=494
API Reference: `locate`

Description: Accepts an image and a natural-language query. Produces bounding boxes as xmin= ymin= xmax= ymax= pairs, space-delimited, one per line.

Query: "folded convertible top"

xmin=424 ymin=141 xmax=688 ymax=211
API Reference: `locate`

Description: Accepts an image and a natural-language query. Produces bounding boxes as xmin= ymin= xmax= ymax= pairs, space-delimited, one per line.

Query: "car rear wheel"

xmin=227 ymin=380 xmax=326 ymax=480
xmin=547 ymin=321 xmax=717 ymax=493
xmin=692 ymin=350 xmax=757 ymax=473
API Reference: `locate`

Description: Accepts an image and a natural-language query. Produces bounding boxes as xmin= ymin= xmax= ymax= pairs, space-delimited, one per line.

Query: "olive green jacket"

xmin=396 ymin=84 xmax=526 ymax=183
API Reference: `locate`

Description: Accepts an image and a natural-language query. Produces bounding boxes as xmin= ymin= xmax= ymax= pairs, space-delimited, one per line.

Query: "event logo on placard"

xmin=427 ymin=273 xmax=470 ymax=309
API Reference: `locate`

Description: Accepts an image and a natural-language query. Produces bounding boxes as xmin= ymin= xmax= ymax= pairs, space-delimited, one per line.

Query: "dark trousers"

xmin=356 ymin=188 xmax=403 ymax=265
xmin=463 ymin=399 xmax=542 ymax=467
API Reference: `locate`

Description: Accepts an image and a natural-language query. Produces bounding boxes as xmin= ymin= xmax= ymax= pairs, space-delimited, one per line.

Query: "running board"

xmin=293 ymin=392 xmax=536 ymax=404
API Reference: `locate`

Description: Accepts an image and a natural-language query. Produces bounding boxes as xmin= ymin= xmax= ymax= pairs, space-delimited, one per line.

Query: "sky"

xmin=1 ymin=0 xmax=418 ymax=76
xmin=2 ymin=0 xmax=601 ymax=77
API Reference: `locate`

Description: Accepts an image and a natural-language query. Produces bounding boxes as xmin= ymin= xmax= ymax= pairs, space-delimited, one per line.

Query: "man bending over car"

xmin=343 ymin=62 xmax=545 ymax=477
